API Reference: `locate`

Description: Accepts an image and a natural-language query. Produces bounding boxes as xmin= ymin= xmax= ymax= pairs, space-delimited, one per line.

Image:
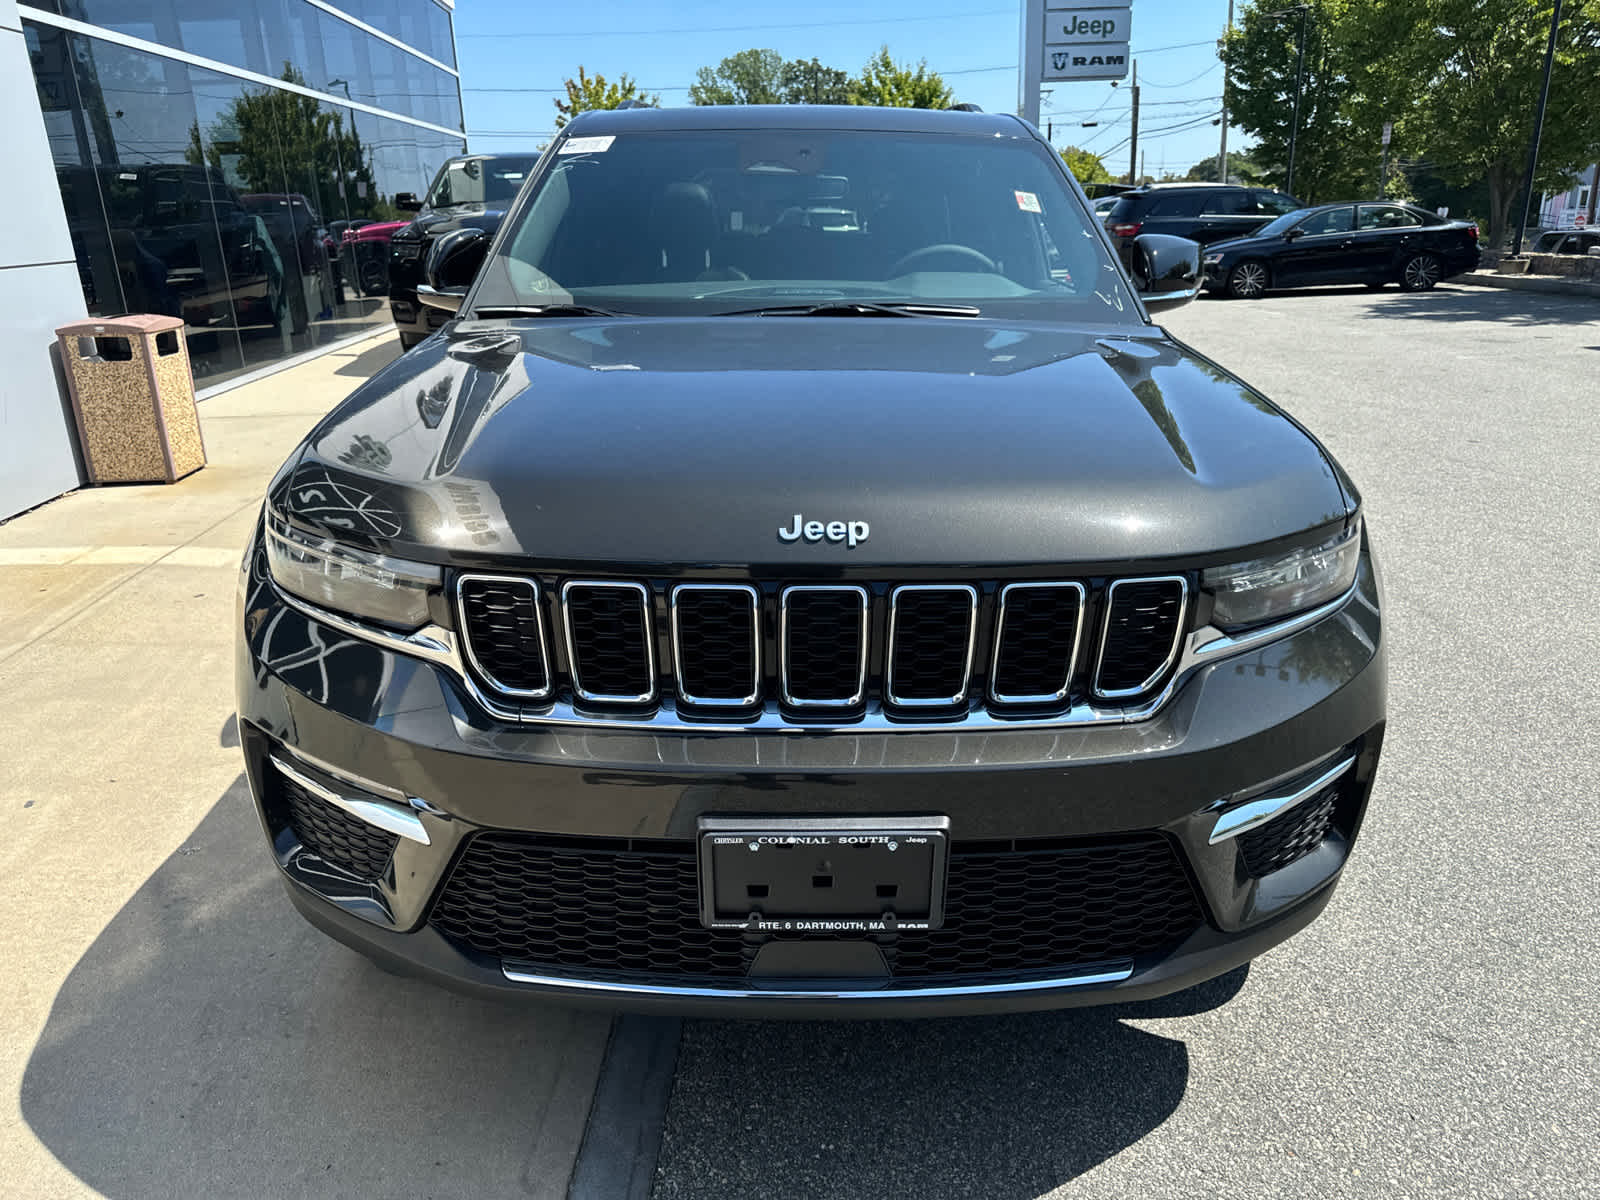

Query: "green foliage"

xmin=780 ymin=57 xmax=852 ymax=104
xmin=689 ymin=49 xmax=786 ymax=105
xmin=554 ymin=66 xmax=658 ymax=128
xmin=1061 ymin=146 xmax=1113 ymax=184
xmin=1224 ymin=0 xmax=1600 ymax=246
xmin=1344 ymin=0 xmax=1600 ymax=247
xmin=1220 ymin=1 xmax=1370 ymax=204
xmin=1184 ymin=151 xmax=1265 ymax=184
xmin=187 ymin=66 xmax=383 ymax=219
xmin=848 ymin=46 xmax=953 ymax=109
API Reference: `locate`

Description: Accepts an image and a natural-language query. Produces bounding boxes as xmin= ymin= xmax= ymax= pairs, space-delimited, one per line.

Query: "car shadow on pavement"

xmin=20 ymin=776 xmax=608 ymax=1199
xmin=652 ymin=968 xmax=1247 ymax=1198
xmin=333 ymin=338 xmax=403 ymax=379
xmin=1362 ymin=285 xmax=1600 ymax=326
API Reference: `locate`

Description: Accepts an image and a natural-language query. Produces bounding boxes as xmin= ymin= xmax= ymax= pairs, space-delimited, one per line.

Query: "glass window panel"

xmin=54 ymin=34 xmax=248 ymax=381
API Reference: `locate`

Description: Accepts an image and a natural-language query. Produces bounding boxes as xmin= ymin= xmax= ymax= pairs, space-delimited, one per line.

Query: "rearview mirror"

xmin=1132 ymin=233 xmax=1202 ymax=314
xmin=1283 ymin=227 xmax=1305 ymax=242
xmin=417 ymin=227 xmax=490 ymax=314
xmin=394 ymin=192 xmax=423 ymax=212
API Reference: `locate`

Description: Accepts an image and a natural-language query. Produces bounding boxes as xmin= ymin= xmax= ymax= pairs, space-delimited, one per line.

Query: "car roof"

xmin=565 ymin=104 xmax=1028 ymax=137
xmin=1136 ymin=182 xmax=1245 ymax=190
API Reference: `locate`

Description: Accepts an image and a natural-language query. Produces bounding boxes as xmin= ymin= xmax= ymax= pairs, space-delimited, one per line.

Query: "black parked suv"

xmin=1105 ymin=183 xmax=1300 ymax=271
xmin=239 ymin=106 xmax=1385 ymax=1016
xmin=388 ymin=153 xmax=541 ymax=350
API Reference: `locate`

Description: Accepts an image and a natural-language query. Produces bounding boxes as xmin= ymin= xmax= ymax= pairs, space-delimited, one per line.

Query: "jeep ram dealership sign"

xmin=1042 ymin=0 xmax=1131 ymax=81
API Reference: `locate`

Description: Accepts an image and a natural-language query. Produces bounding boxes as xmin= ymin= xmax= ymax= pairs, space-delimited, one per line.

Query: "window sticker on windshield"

xmin=560 ymin=136 xmax=615 ymax=155
xmin=1015 ymin=190 xmax=1042 ymax=213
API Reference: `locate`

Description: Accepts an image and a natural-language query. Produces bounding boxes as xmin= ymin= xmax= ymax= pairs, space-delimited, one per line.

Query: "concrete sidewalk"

xmin=0 ymin=330 xmax=609 ymax=1199
xmin=1453 ymin=268 xmax=1600 ymax=299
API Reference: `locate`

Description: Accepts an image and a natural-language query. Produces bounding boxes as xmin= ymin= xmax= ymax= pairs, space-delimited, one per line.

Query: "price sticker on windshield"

xmin=1015 ymin=190 xmax=1042 ymax=213
xmin=560 ymin=136 xmax=615 ymax=155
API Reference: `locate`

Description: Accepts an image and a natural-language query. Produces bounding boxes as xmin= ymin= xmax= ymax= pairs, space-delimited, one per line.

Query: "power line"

xmin=460 ymin=8 xmax=1014 ymax=39
xmin=1139 ymin=63 xmax=1222 ymax=88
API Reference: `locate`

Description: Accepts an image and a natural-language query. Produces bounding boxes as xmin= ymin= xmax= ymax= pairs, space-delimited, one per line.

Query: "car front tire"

xmin=1401 ymin=253 xmax=1442 ymax=291
xmin=1227 ymin=260 xmax=1269 ymax=299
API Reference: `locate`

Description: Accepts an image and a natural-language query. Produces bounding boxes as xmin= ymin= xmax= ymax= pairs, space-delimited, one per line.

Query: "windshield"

xmin=473 ymin=129 xmax=1134 ymax=319
xmin=1254 ymin=209 xmax=1309 ymax=238
xmin=425 ymin=156 xmax=541 ymax=209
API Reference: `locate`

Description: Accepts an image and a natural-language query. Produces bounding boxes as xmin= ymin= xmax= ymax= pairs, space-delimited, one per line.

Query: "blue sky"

xmin=455 ymin=0 xmax=1246 ymax=177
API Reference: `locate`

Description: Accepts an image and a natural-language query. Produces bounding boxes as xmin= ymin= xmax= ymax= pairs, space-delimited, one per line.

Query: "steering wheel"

xmin=888 ymin=243 xmax=999 ymax=277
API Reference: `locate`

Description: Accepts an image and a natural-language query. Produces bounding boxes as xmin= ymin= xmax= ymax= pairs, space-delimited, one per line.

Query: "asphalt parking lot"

xmin=650 ymin=285 xmax=1600 ymax=1199
xmin=4 ymin=285 xmax=1596 ymax=1199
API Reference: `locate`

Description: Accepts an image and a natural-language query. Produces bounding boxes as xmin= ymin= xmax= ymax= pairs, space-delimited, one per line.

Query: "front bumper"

xmin=237 ymin=541 xmax=1386 ymax=1017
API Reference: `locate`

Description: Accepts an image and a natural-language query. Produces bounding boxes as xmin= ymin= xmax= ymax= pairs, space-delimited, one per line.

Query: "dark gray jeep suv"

xmin=237 ymin=105 xmax=1385 ymax=1016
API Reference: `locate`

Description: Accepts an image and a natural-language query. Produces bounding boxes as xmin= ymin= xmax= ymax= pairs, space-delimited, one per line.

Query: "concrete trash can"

xmin=56 ymin=314 xmax=206 ymax=484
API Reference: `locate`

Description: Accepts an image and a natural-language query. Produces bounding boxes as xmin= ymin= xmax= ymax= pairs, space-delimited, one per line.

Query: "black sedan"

xmin=1202 ymin=202 xmax=1480 ymax=298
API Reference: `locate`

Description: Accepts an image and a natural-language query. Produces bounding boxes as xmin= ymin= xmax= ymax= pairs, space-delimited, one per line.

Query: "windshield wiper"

xmin=716 ymin=301 xmax=983 ymax=318
xmin=471 ymin=303 xmax=626 ymax=319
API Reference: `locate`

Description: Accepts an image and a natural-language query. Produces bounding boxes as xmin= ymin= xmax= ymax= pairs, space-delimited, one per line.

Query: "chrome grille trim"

xmin=670 ymin=583 xmax=762 ymax=707
xmin=455 ymin=573 xmax=554 ymax=701
xmin=779 ymin=585 xmax=870 ymax=708
xmin=885 ymin=584 xmax=978 ymax=708
xmin=988 ymin=581 xmax=1086 ymax=705
xmin=1093 ymin=575 xmax=1189 ymax=700
xmin=561 ymin=580 xmax=657 ymax=705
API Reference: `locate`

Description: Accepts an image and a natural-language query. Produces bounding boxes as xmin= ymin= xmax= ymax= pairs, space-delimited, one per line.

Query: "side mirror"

xmin=417 ymin=227 xmax=490 ymax=314
xmin=1283 ymin=227 xmax=1305 ymax=242
xmin=394 ymin=192 xmax=423 ymax=212
xmin=1132 ymin=233 xmax=1202 ymax=314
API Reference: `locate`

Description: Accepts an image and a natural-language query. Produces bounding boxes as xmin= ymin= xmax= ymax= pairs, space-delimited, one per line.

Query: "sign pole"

xmin=1218 ymin=0 xmax=1233 ymax=184
xmin=1128 ymin=59 xmax=1139 ymax=185
xmin=1020 ymin=0 xmax=1044 ymax=126
xmin=1512 ymin=0 xmax=1564 ymax=257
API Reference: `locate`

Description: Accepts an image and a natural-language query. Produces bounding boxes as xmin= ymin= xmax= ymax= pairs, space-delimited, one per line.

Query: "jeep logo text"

xmin=778 ymin=514 xmax=870 ymax=548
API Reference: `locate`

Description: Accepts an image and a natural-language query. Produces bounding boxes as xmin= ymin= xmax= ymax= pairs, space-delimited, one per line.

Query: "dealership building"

xmin=0 ymin=0 xmax=465 ymax=518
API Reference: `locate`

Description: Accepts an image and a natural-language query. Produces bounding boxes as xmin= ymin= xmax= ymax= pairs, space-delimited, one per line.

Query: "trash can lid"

xmin=56 ymin=314 xmax=186 ymax=337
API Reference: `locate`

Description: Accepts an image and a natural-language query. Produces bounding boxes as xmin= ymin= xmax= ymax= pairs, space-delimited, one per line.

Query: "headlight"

xmin=1201 ymin=517 xmax=1362 ymax=631
xmin=265 ymin=514 xmax=440 ymax=629
xmin=1202 ymin=254 xmax=1223 ymax=266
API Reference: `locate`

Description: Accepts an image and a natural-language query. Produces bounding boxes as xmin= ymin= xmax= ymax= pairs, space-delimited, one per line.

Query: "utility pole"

xmin=1218 ymin=0 xmax=1234 ymax=183
xmin=1379 ymin=121 xmax=1391 ymax=199
xmin=1286 ymin=4 xmax=1308 ymax=197
xmin=1128 ymin=59 xmax=1140 ymax=184
xmin=1513 ymin=0 xmax=1564 ymax=257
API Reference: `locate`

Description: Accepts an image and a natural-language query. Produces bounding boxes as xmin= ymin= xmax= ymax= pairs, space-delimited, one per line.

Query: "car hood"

xmin=398 ymin=206 xmax=509 ymax=241
xmin=281 ymin=318 xmax=1352 ymax=567
xmin=1205 ymin=234 xmax=1276 ymax=256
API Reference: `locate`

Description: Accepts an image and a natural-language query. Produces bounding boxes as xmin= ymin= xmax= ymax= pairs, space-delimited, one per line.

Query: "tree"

xmin=689 ymin=49 xmax=785 ymax=105
xmin=554 ymin=66 xmax=657 ymax=128
xmin=1220 ymin=1 xmax=1380 ymax=205
xmin=780 ymin=57 xmax=852 ymax=104
xmin=1346 ymin=0 xmax=1600 ymax=248
xmin=1061 ymin=146 xmax=1113 ymax=184
xmin=848 ymin=46 xmax=954 ymax=108
xmin=1184 ymin=151 xmax=1265 ymax=184
xmin=188 ymin=66 xmax=382 ymax=220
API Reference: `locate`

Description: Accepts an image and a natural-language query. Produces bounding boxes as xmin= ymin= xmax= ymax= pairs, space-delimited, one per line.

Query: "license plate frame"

xmin=697 ymin=816 xmax=950 ymax=933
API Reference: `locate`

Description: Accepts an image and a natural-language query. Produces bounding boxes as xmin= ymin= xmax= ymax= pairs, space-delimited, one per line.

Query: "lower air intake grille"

xmin=458 ymin=576 xmax=550 ymax=696
xmin=1239 ymin=786 xmax=1338 ymax=877
xmin=278 ymin=769 xmax=398 ymax=881
xmin=887 ymin=586 xmax=976 ymax=705
xmin=782 ymin=587 xmax=867 ymax=706
xmin=991 ymin=583 xmax=1084 ymax=702
xmin=1096 ymin=578 xmax=1187 ymax=697
xmin=564 ymin=582 xmax=654 ymax=703
xmin=672 ymin=586 xmax=759 ymax=705
xmin=428 ymin=833 xmax=1203 ymax=985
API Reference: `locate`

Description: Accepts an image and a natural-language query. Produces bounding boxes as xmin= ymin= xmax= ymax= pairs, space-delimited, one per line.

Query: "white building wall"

xmin=0 ymin=0 xmax=86 ymax=519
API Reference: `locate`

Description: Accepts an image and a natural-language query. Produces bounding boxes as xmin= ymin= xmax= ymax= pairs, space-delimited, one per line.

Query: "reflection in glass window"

xmin=1296 ymin=207 xmax=1354 ymax=236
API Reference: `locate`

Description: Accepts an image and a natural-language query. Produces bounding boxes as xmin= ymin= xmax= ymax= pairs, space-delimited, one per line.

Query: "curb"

xmin=1453 ymin=272 xmax=1600 ymax=299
